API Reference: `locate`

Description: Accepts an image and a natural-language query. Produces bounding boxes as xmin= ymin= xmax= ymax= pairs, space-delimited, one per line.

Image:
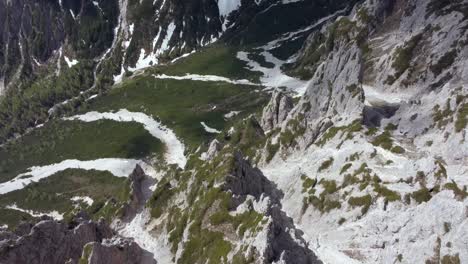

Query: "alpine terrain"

xmin=0 ymin=0 xmax=467 ymax=263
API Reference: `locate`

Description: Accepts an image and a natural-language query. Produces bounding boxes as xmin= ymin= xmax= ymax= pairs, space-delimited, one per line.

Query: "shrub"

xmin=444 ymin=181 xmax=468 ymax=200
xmin=430 ymin=49 xmax=457 ymax=76
xmin=340 ymin=163 xmax=352 ymax=175
xmin=374 ymin=183 xmax=400 ymax=202
xmin=391 ymin=146 xmax=406 ymax=154
xmin=411 ymin=187 xmax=432 ymax=203
xmin=318 ymin=157 xmax=334 ymax=172
xmin=338 ymin=217 xmax=346 ymax=225
xmin=455 ymin=103 xmax=467 ymax=132
xmin=372 ymin=131 xmax=393 ymax=150
xmin=386 ymin=34 xmax=423 ymax=84
xmin=348 ymin=194 xmax=372 ymax=215
xmin=265 ymin=142 xmax=280 ymax=162
xmin=441 ymin=254 xmax=461 ymax=264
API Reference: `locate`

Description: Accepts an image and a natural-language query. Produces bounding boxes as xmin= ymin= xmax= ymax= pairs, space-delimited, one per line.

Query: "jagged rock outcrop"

xmin=0 ymin=217 xmax=113 ymax=264
xmin=225 ymin=152 xmax=281 ymax=202
xmin=120 ymin=165 xmax=148 ymax=221
xmin=224 ymin=152 xmax=321 ymax=264
xmin=84 ymin=238 xmax=157 ymax=264
xmin=201 ymin=139 xmax=222 ymax=161
xmin=261 ymin=91 xmax=294 ymax=131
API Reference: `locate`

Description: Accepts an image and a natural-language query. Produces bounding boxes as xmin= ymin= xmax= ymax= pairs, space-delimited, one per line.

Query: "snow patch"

xmin=6 ymin=204 xmax=63 ymax=220
xmin=363 ymin=84 xmax=412 ymax=106
xmin=217 ymin=0 xmax=241 ymax=30
xmin=224 ymin=111 xmax=241 ymax=119
xmin=69 ymin=9 xmax=76 ymax=20
xmin=0 ymin=158 xmax=153 ymax=195
xmin=152 ymin=73 xmax=257 ymax=86
xmin=116 ymin=209 xmax=174 ymax=263
xmin=65 ymin=109 xmax=186 ymax=168
xmin=128 ymin=49 xmax=158 ymax=72
xmin=64 ymin=56 xmax=79 ymax=68
xmin=201 ymin=122 xmax=221 ymax=134
xmin=237 ymin=51 xmax=310 ymax=95
xmin=71 ymin=196 xmax=94 ymax=206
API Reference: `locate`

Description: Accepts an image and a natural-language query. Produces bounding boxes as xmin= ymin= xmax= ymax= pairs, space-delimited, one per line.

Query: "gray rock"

xmin=202 ymin=139 xmax=222 ymax=161
xmin=0 ymin=218 xmax=113 ymax=264
xmin=224 ymin=152 xmax=322 ymax=264
xmin=84 ymin=238 xmax=157 ymax=264
xmin=261 ymin=91 xmax=294 ymax=131
xmin=120 ymin=165 xmax=148 ymax=222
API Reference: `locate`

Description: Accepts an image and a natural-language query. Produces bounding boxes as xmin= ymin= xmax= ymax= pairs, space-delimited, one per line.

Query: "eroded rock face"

xmin=0 ymin=217 xmax=113 ymax=264
xmin=201 ymin=139 xmax=222 ymax=161
xmin=120 ymin=165 xmax=148 ymax=221
xmin=225 ymin=152 xmax=281 ymax=202
xmin=85 ymin=238 xmax=157 ymax=264
xmin=261 ymin=91 xmax=294 ymax=131
xmin=224 ymin=152 xmax=321 ymax=264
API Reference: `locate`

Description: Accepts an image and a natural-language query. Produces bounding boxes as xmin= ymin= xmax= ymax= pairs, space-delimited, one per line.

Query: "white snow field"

xmin=64 ymin=109 xmax=187 ymax=168
xmin=0 ymin=158 xmax=156 ymax=195
xmin=71 ymin=196 xmax=94 ymax=206
xmin=201 ymin=122 xmax=222 ymax=134
xmin=64 ymin=56 xmax=79 ymax=68
xmin=6 ymin=204 xmax=64 ymax=220
xmin=115 ymin=209 xmax=174 ymax=264
xmin=237 ymin=51 xmax=310 ymax=95
xmin=152 ymin=73 xmax=257 ymax=86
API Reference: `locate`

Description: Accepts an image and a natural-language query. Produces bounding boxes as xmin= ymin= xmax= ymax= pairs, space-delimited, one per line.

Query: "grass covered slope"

xmin=0 ymin=168 xmax=131 ymax=230
xmin=88 ymin=75 xmax=267 ymax=149
xmin=0 ymin=43 xmax=269 ymax=230
xmin=0 ymin=120 xmax=163 ymax=183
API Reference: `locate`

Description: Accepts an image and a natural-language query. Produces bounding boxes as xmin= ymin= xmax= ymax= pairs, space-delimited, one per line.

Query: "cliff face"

xmin=258 ymin=0 xmax=468 ymax=263
xmin=0 ymin=217 xmax=113 ymax=264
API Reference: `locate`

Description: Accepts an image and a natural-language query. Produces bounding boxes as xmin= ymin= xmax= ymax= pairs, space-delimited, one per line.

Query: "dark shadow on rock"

xmin=363 ymin=104 xmax=399 ymax=127
xmin=224 ymin=152 xmax=322 ymax=264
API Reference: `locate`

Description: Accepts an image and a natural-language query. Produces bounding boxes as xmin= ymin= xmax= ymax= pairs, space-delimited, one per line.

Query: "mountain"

xmin=0 ymin=0 xmax=467 ymax=263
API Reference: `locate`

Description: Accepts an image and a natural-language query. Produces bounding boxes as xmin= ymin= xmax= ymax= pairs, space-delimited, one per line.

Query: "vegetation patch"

xmin=303 ymin=179 xmax=341 ymax=214
xmin=432 ymin=99 xmax=455 ymax=129
xmin=348 ymin=194 xmax=372 ymax=215
xmin=88 ymin=75 xmax=268 ymax=149
xmin=301 ymin=174 xmax=317 ymax=193
xmin=0 ymin=120 xmax=163 ymax=183
xmin=265 ymin=141 xmax=280 ymax=163
xmin=411 ymin=187 xmax=432 ymax=204
xmin=0 ymin=169 xmax=130 ymax=225
xmin=391 ymin=145 xmax=406 ymax=154
xmin=318 ymin=157 xmax=334 ymax=172
xmin=372 ymin=131 xmax=393 ymax=150
xmin=0 ymin=60 xmax=95 ymax=143
xmin=316 ymin=120 xmax=362 ymax=147
xmin=340 ymin=163 xmax=352 ymax=175
xmin=210 ymin=209 xmax=264 ymax=236
xmin=434 ymin=160 xmax=448 ymax=179
xmin=154 ymin=45 xmax=261 ymax=82
xmin=444 ymin=181 xmax=468 ymax=200
xmin=279 ymin=115 xmax=307 ymax=147
xmin=430 ymin=49 xmax=458 ymax=76
xmin=373 ymin=183 xmax=400 ymax=202
xmin=346 ymin=84 xmax=361 ymax=98
xmin=441 ymin=254 xmax=461 ymax=264
xmin=385 ymin=34 xmax=423 ymax=85
xmin=455 ymin=103 xmax=467 ymax=132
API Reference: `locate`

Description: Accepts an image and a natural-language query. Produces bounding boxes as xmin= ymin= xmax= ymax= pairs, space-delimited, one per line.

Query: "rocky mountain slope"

xmin=0 ymin=0 xmax=467 ymax=263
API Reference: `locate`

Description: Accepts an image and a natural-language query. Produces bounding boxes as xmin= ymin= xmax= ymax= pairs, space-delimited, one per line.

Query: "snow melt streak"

xmin=0 ymin=158 xmax=146 ymax=195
